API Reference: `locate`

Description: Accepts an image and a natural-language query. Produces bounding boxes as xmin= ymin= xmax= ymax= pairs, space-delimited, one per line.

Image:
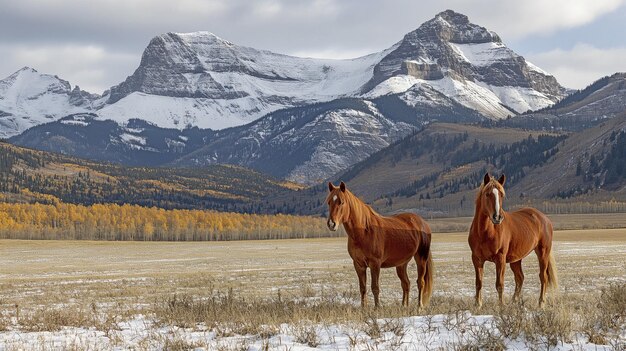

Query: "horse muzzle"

xmin=327 ymin=219 xmax=338 ymax=231
xmin=491 ymin=214 xmax=504 ymax=225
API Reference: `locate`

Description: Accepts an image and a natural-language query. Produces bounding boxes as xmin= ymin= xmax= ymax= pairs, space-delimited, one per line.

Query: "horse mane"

xmin=328 ymin=189 xmax=380 ymax=230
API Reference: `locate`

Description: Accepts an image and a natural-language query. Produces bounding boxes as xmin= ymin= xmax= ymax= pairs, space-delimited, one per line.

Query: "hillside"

xmin=495 ymin=73 xmax=626 ymax=131
xmin=333 ymin=123 xmax=568 ymax=216
xmin=0 ymin=142 xmax=298 ymax=212
xmin=512 ymin=113 xmax=626 ymax=199
xmin=272 ymin=119 xmax=626 ymax=217
xmin=350 ymin=118 xmax=626 ymax=216
xmin=3 ymin=116 xmax=626 ymax=218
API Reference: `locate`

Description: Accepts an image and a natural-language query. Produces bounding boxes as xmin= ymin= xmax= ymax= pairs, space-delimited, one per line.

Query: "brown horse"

xmin=326 ymin=181 xmax=433 ymax=308
xmin=469 ymin=173 xmax=558 ymax=307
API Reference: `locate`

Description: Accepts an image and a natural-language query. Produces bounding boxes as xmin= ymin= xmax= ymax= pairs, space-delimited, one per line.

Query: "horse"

xmin=326 ymin=181 xmax=433 ymax=308
xmin=469 ymin=173 xmax=558 ymax=307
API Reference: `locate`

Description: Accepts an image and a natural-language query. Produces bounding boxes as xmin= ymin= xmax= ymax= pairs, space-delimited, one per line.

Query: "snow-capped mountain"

xmin=362 ymin=10 xmax=566 ymax=117
xmin=5 ymin=10 xmax=571 ymax=183
xmin=0 ymin=67 xmax=98 ymax=138
xmin=2 ymin=10 xmax=564 ymax=138
xmin=96 ymin=10 xmax=563 ymax=128
xmin=97 ymin=32 xmax=394 ymax=130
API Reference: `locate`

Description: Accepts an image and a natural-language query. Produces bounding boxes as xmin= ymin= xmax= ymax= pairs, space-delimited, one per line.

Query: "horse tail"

xmin=423 ymin=247 xmax=434 ymax=304
xmin=546 ymin=252 xmax=558 ymax=291
xmin=418 ymin=225 xmax=434 ymax=305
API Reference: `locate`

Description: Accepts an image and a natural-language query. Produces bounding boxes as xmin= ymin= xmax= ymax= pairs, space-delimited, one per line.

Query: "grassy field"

xmin=426 ymin=212 xmax=626 ymax=232
xmin=0 ymin=225 xmax=624 ymax=349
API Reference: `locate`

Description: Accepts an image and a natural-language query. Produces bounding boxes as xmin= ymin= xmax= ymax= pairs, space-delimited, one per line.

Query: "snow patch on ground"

xmin=0 ymin=313 xmax=615 ymax=350
xmin=60 ymin=119 xmax=89 ymax=126
xmin=120 ymin=133 xmax=147 ymax=146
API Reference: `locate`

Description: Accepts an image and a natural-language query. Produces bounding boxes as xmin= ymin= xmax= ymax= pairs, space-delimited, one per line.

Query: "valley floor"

xmin=0 ymin=227 xmax=624 ymax=350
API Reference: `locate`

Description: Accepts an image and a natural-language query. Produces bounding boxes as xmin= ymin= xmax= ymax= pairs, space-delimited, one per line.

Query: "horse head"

xmin=326 ymin=181 xmax=349 ymax=231
xmin=480 ymin=173 xmax=506 ymax=225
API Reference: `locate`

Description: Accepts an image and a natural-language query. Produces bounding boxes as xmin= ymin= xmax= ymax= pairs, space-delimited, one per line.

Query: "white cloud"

xmin=0 ymin=44 xmax=138 ymax=94
xmin=459 ymin=0 xmax=625 ymax=39
xmin=528 ymin=44 xmax=626 ymax=89
xmin=0 ymin=1 xmax=624 ymax=92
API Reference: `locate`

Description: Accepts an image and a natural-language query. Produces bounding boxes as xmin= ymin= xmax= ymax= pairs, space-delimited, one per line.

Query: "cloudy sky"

xmin=1 ymin=0 xmax=624 ymax=94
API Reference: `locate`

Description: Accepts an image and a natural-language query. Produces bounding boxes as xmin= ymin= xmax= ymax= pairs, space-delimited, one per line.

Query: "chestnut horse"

xmin=326 ymin=181 xmax=433 ymax=308
xmin=469 ymin=173 xmax=558 ymax=307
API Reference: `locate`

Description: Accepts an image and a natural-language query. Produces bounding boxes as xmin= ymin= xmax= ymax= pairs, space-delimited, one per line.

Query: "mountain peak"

xmin=153 ymin=31 xmax=233 ymax=49
xmin=412 ymin=10 xmax=500 ymax=44
xmin=18 ymin=66 xmax=38 ymax=74
xmin=4 ymin=67 xmax=39 ymax=80
xmin=173 ymin=31 xmax=224 ymax=41
xmin=434 ymin=9 xmax=470 ymax=25
xmin=361 ymin=10 xmax=564 ymax=115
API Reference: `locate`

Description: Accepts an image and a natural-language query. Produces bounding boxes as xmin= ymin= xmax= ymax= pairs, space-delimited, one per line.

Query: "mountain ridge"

xmin=2 ymin=10 xmax=581 ymax=184
xmin=2 ymin=10 xmax=565 ymax=136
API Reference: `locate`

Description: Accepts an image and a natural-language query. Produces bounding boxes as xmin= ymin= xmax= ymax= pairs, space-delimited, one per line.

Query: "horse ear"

xmin=340 ymin=181 xmax=346 ymax=192
xmin=498 ymin=174 xmax=506 ymax=186
xmin=328 ymin=182 xmax=335 ymax=192
xmin=483 ymin=173 xmax=490 ymax=186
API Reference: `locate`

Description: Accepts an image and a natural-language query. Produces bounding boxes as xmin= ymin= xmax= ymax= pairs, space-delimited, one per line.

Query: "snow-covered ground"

xmin=0 ymin=312 xmax=618 ymax=350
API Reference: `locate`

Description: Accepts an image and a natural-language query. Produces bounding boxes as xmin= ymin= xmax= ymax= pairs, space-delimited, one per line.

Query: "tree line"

xmin=0 ymin=199 xmax=334 ymax=241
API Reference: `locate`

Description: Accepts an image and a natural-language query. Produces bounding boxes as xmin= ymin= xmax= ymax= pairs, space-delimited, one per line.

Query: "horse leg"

xmin=472 ymin=254 xmax=485 ymax=308
xmin=510 ymin=260 xmax=524 ymax=302
xmin=495 ymin=253 xmax=506 ymax=305
xmin=535 ymin=247 xmax=549 ymax=307
xmin=370 ymin=264 xmax=381 ymax=308
xmin=353 ymin=261 xmax=368 ymax=308
xmin=396 ymin=263 xmax=410 ymax=307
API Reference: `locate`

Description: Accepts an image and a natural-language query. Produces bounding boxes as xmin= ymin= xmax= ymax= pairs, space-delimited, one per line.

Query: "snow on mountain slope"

xmin=484 ymin=84 xmax=553 ymax=113
xmin=286 ymin=104 xmax=412 ymax=183
xmin=97 ymin=92 xmax=281 ymax=130
xmin=0 ymin=68 xmax=97 ymax=138
xmin=447 ymin=41 xmax=515 ymax=67
xmin=366 ymin=75 xmax=517 ymax=118
xmin=100 ymin=32 xmax=395 ymax=129
xmin=175 ymin=32 xmax=391 ymax=99
xmin=169 ymin=98 xmax=415 ymax=184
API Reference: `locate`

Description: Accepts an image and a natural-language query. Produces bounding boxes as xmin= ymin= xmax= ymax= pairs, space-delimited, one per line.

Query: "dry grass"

xmin=0 ymin=224 xmax=624 ymax=349
xmin=426 ymin=212 xmax=626 ymax=233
